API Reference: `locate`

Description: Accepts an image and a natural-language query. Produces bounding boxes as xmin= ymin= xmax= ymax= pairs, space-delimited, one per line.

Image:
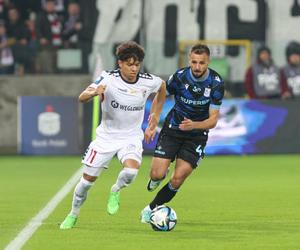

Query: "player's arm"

xmin=148 ymin=72 xmax=176 ymax=126
xmin=179 ymin=108 xmax=220 ymax=130
xmin=148 ymin=81 xmax=166 ymax=128
xmin=78 ymin=85 xmax=106 ymax=103
xmin=145 ymin=81 xmax=166 ymax=143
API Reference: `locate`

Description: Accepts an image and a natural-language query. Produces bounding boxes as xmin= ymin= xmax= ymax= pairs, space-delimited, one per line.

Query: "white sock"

xmin=70 ymin=177 xmax=94 ymax=216
xmin=111 ymin=168 xmax=138 ymax=192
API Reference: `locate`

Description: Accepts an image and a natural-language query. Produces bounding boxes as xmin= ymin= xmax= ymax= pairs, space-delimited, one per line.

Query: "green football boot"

xmin=107 ymin=191 xmax=120 ymax=215
xmin=60 ymin=214 xmax=77 ymax=229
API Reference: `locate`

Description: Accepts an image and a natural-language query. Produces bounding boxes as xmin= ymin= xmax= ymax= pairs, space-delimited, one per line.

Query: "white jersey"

xmin=89 ymin=70 xmax=163 ymax=141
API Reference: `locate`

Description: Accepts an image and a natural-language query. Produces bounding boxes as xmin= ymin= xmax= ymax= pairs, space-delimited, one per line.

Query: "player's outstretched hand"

xmin=148 ymin=113 xmax=159 ymax=131
xmin=144 ymin=127 xmax=156 ymax=144
xmin=179 ymin=117 xmax=194 ymax=131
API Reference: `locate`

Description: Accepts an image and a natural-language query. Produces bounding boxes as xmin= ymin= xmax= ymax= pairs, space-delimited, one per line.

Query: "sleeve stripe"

xmin=210 ymin=104 xmax=221 ymax=110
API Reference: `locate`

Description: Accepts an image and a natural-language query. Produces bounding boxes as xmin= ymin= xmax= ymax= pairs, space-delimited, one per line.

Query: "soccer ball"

xmin=150 ymin=205 xmax=177 ymax=231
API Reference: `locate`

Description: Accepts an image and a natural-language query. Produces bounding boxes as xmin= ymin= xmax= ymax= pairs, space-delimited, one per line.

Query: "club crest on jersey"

xmin=204 ymin=87 xmax=211 ymax=97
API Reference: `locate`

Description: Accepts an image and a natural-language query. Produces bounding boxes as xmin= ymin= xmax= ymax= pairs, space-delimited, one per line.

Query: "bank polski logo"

xmin=38 ymin=105 xmax=61 ymax=136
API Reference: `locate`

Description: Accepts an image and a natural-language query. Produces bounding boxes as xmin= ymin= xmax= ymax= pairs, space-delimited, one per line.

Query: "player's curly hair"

xmin=116 ymin=41 xmax=145 ymax=62
xmin=190 ymin=44 xmax=210 ymax=56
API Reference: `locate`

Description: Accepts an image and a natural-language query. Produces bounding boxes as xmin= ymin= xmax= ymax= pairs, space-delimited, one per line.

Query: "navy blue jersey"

xmin=164 ymin=67 xmax=224 ymax=136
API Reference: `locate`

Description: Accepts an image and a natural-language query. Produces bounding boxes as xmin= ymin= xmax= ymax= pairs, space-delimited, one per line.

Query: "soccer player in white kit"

xmin=60 ymin=41 xmax=166 ymax=229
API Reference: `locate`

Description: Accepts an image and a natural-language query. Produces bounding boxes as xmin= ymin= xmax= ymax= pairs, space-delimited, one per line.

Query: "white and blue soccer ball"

xmin=150 ymin=205 xmax=177 ymax=231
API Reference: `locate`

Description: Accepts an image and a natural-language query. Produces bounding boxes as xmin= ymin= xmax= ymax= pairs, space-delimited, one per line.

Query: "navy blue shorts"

xmin=153 ymin=127 xmax=208 ymax=168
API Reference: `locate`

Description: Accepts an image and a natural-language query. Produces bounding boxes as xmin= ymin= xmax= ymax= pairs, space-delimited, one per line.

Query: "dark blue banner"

xmin=18 ymin=96 xmax=81 ymax=155
xmin=143 ymin=98 xmax=299 ymax=155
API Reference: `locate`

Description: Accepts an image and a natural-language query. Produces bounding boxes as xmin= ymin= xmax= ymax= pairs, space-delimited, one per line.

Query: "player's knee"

xmin=83 ymin=172 xmax=97 ymax=182
xmin=170 ymin=176 xmax=184 ymax=189
xmin=123 ymin=168 xmax=138 ymax=185
xmin=74 ymin=176 xmax=94 ymax=197
xmin=150 ymin=168 xmax=166 ymax=180
xmin=81 ymin=177 xmax=94 ymax=188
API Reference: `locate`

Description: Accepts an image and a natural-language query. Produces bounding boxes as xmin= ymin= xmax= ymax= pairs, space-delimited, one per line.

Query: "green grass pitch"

xmin=1 ymin=155 xmax=300 ymax=249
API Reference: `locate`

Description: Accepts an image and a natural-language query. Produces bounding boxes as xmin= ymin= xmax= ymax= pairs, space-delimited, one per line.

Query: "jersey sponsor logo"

xmin=111 ymin=100 xmax=119 ymax=108
xmin=111 ymin=100 xmax=144 ymax=111
xmin=192 ymin=86 xmax=201 ymax=93
xmin=180 ymin=96 xmax=210 ymax=105
xmin=204 ymin=88 xmax=211 ymax=97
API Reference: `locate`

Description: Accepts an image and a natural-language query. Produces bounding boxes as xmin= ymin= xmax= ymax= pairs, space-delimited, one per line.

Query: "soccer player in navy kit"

xmin=141 ymin=44 xmax=225 ymax=222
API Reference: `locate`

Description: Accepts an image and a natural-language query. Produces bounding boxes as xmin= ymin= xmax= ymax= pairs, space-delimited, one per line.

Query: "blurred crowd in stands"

xmin=244 ymin=41 xmax=300 ymax=99
xmin=0 ymin=0 xmax=299 ymax=99
xmin=0 ymin=0 xmax=96 ymax=75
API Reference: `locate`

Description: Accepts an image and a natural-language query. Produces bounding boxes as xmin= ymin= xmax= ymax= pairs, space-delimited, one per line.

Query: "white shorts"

xmin=81 ymin=137 xmax=143 ymax=177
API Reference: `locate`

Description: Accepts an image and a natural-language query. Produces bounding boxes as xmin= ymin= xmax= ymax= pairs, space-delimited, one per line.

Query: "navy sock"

xmin=149 ymin=182 xmax=178 ymax=210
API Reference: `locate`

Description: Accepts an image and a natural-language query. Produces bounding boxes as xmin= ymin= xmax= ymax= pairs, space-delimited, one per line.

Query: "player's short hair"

xmin=190 ymin=44 xmax=210 ymax=56
xmin=116 ymin=41 xmax=145 ymax=62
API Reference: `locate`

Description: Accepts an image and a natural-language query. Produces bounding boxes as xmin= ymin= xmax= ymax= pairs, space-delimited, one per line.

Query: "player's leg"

xmin=148 ymin=138 xmax=206 ymax=208
xmin=147 ymin=157 xmax=170 ymax=191
xmin=141 ymin=136 xmax=206 ymax=223
xmin=147 ymin=131 xmax=179 ymax=192
xmin=60 ymin=145 xmax=113 ymax=229
xmin=141 ymin=159 xmax=193 ymax=223
xmin=141 ymin=134 xmax=180 ymax=222
xmin=107 ymin=159 xmax=139 ymax=215
xmin=150 ymin=158 xmax=193 ymax=207
xmin=107 ymin=141 xmax=142 ymax=215
xmin=60 ymin=172 xmax=98 ymax=230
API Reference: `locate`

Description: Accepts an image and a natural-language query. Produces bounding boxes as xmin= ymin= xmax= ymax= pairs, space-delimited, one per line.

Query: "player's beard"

xmin=192 ymin=69 xmax=207 ymax=79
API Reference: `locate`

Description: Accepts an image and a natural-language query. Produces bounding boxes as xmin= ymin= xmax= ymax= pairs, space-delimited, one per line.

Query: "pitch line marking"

xmin=4 ymin=168 xmax=82 ymax=250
